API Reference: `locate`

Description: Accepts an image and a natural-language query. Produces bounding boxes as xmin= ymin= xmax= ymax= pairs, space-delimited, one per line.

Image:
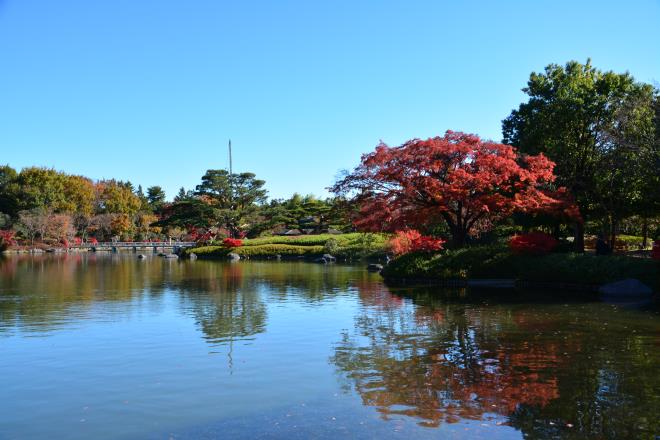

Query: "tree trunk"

xmin=642 ymin=218 xmax=648 ymax=249
xmin=552 ymin=222 xmax=561 ymax=240
xmin=449 ymin=227 xmax=467 ymax=248
xmin=610 ymin=217 xmax=618 ymax=254
xmin=574 ymin=222 xmax=585 ymax=253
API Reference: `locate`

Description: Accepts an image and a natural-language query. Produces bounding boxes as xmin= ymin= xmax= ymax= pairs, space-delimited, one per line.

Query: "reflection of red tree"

xmin=334 ymin=306 xmax=575 ymax=428
xmin=354 ymin=280 xmax=404 ymax=310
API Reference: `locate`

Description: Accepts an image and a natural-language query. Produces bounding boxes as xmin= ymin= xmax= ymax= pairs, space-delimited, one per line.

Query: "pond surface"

xmin=0 ymin=254 xmax=658 ymax=440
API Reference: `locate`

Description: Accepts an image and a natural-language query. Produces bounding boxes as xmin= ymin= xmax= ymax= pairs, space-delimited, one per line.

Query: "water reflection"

xmin=0 ymin=254 xmax=658 ymax=440
xmin=332 ymin=288 xmax=659 ymax=438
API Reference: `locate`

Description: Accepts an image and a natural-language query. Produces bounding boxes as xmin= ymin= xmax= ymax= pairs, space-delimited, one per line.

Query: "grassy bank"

xmin=186 ymin=233 xmax=389 ymax=260
xmin=381 ymin=245 xmax=659 ymax=291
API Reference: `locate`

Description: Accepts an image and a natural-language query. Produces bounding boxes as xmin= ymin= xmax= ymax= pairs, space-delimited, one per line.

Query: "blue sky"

xmin=1 ymin=0 xmax=658 ymax=200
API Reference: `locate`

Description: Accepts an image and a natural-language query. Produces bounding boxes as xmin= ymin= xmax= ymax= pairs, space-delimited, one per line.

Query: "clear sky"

xmin=1 ymin=0 xmax=658 ymax=200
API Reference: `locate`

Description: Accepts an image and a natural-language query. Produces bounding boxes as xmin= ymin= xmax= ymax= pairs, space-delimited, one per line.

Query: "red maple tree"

xmin=332 ymin=131 xmax=579 ymax=246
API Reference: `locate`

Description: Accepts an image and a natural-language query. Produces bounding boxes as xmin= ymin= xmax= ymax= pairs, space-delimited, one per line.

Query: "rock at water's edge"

xmin=598 ymin=278 xmax=652 ymax=298
xmin=367 ymin=264 xmax=384 ymax=272
xmin=228 ymin=252 xmax=240 ymax=261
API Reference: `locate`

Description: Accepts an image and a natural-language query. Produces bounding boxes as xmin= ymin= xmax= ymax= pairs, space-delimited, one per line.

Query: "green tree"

xmin=14 ymin=167 xmax=69 ymax=213
xmin=146 ymin=185 xmax=166 ymax=212
xmin=0 ymin=165 xmax=19 ymax=219
xmin=135 ymin=185 xmax=149 ymax=211
xmin=503 ymin=60 xmax=656 ymax=251
xmin=174 ymin=187 xmax=192 ymax=202
xmin=195 ymin=170 xmax=267 ymax=237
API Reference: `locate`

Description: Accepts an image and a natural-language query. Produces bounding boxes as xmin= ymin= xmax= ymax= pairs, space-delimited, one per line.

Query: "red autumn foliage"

xmin=89 ymin=237 xmax=99 ymax=245
xmin=74 ymin=237 xmax=82 ymax=246
xmin=651 ymin=241 xmax=660 ymax=260
xmin=0 ymin=230 xmax=17 ymax=249
xmin=509 ymin=232 xmax=558 ymax=255
xmin=223 ymin=238 xmax=243 ymax=248
xmin=389 ymin=230 xmax=445 ymax=255
xmin=332 ymin=131 xmax=581 ymax=246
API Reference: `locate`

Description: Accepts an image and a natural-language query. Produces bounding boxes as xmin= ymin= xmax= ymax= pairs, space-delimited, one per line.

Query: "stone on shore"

xmin=367 ymin=263 xmax=384 ymax=272
xmin=228 ymin=252 xmax=240 ymax=261
xmin=598 ymin=278 xmax=652 ymax=298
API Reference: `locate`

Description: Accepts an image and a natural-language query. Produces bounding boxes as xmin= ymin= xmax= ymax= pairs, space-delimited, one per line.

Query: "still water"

xmin=0 ymin=254 xmax=658 ymax=439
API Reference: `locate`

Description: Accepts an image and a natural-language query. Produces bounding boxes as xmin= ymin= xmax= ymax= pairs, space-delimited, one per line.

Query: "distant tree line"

xmin=0 ymin=166 xmax=352 ymax=247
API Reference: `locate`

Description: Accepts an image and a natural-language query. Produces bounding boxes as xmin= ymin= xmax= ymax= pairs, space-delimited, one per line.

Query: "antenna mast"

xmin=228 ymin=139 xmax=233 ymax=175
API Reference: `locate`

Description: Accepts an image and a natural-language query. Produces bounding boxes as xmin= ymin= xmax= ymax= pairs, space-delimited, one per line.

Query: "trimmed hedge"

xmin=188 ymin=244 xmax=325 ymax=258
xmin=381 ymin=245 xmax=659 ymax=291
xmin=189 ymin=233 xmax=390 ymax=260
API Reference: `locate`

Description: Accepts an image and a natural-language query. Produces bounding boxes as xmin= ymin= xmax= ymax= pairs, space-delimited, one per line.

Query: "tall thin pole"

xmin=228 ymin=139 xmax=233 ymax=176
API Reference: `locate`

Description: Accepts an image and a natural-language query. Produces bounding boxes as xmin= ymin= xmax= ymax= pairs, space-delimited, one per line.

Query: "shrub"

xmin=382 ymin=245 xmax=506 ymax=280
xmin=223 ymin=238 xmax=243 ymax=248
xmin=509 ymin=232 xmax=558 ymax=255
xmin=382 ymin=245 xmax=659 ymax=291
xmin=323 ymin=238 xmax=340 ymax=255
xmin=188 ymin=244 xmax=325 ymax=258
xmin=615 ymin=234 xmax=646 ymax=250
xmin=187 ymin=233 xmax=390 ymax=260
xmin=0 ymin=229 xmax=16 ymax=251
xmin=652 ymin=241 xmax=660 ymax=260
xmin=389 ymin=230 xmax=445 ymax=255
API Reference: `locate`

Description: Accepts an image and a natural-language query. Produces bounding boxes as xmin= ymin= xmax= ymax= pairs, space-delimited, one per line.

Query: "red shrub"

xmin=223 ymin=238 xmax=243 ymax=248
xmin=651 ymin=241 xmax=660 ymax=260
xmin=89 ymin=238 xmax=99 ymax=245
xmin=509 ymin=232 xmax=558 ymax=255
xmin=74 ymin=237 xmax=82 ymax=246
xmin=389 ymin=230 xmax=445 ymax=256
xmin=0 ymin=230 xmax=17 ymax=249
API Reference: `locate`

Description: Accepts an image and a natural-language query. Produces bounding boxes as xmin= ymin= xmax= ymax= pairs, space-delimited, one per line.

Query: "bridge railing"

xmin=75 ymin=242 xmax=197 ymax=248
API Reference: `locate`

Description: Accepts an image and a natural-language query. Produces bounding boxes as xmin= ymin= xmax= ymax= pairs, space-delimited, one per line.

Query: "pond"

xmin=0 ymin=254 xmax=658 ymax=439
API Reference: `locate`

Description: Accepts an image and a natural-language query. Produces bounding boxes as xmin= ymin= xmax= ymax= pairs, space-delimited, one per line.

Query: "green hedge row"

xmin=189 ymin=233 xmax=390 ymax=260
xmin=188 ymin=244 xmax=326 ymax=258
xmin=381 ymin=245 xmax=659 ymax=290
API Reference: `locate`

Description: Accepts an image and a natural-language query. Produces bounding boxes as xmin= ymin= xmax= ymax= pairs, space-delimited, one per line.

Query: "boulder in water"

xmin=598 ymin=279 xmax=652 ymax=298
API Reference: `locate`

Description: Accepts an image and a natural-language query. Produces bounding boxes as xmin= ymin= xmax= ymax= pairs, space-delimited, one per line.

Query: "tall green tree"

xmin=194 ymin=170 xmax=267 ymax=237
xmin=502 ymin=60 xmax=656 ymax=251
xmin=146 ymin=185 xmax=166 ymax=212
xmin=0 ymin=165 xmax=19 ymax=219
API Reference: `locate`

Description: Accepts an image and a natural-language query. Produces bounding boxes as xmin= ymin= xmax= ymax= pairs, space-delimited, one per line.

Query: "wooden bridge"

xmin=75 ymin=241 xmax=196 ymax=253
